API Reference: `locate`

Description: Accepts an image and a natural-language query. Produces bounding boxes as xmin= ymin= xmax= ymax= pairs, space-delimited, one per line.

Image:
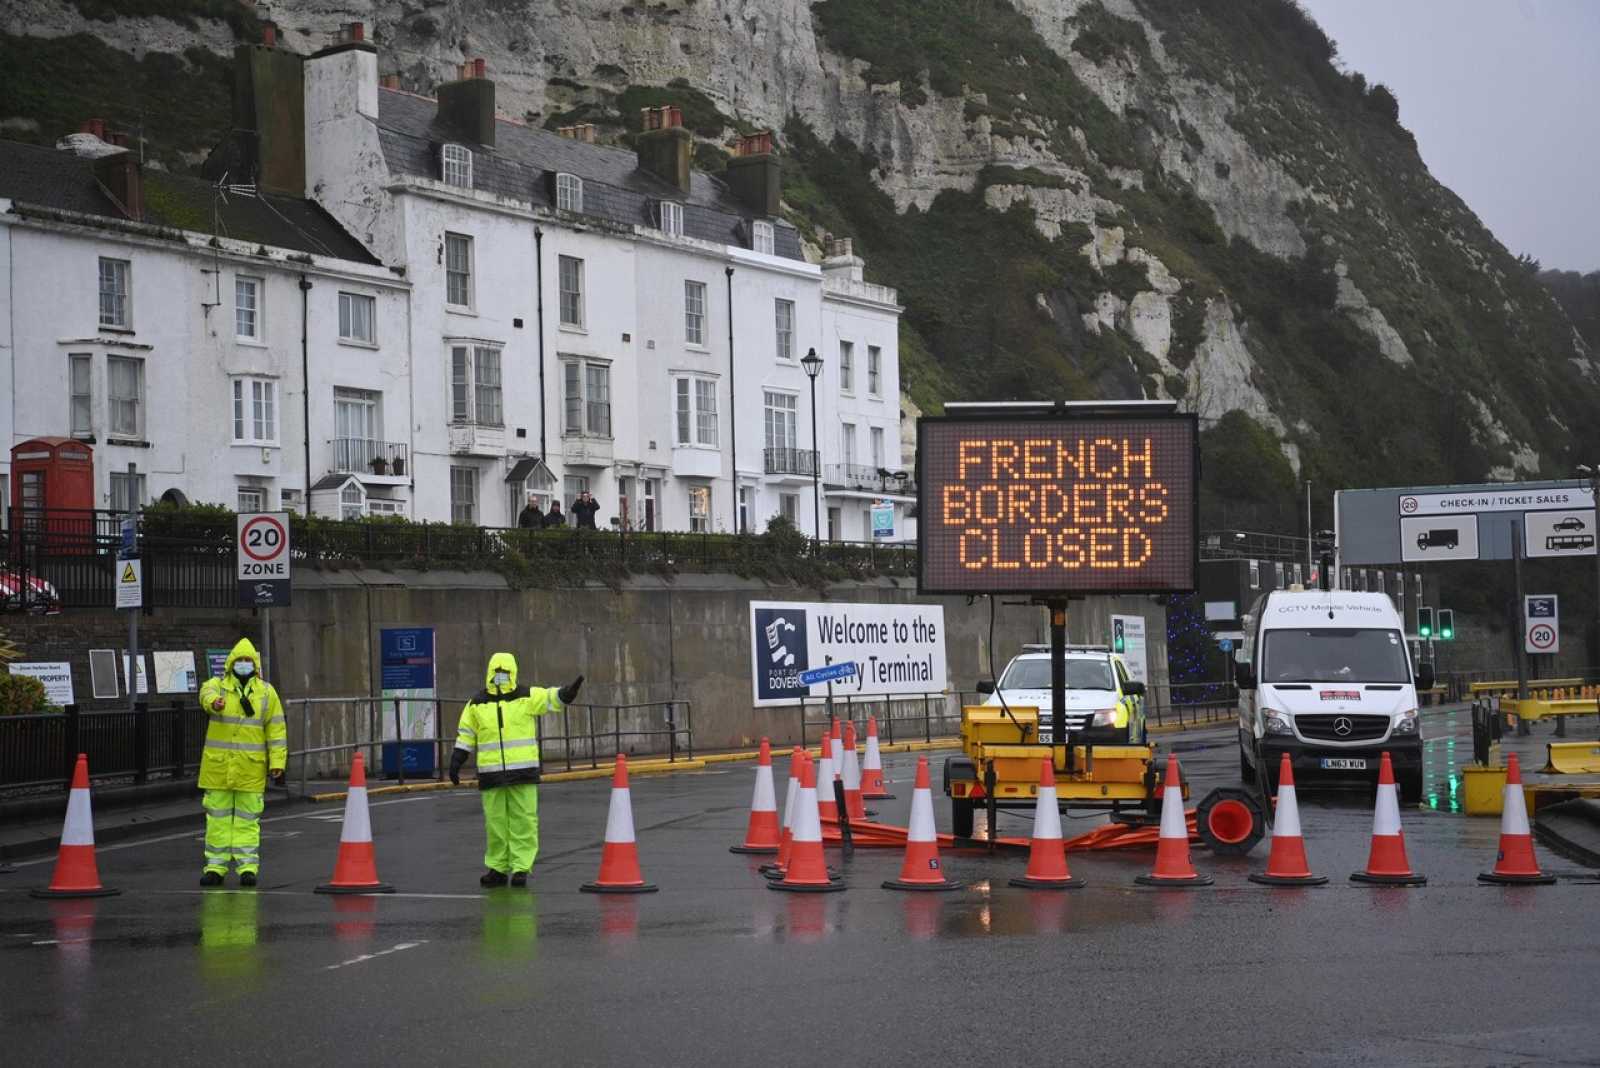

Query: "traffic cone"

xmin=1479 ymin=752 xmax=1557 ymax=885
xmin=761 ymin=747 xmax=802 ymax=879
xmin=730 ymin=738 xmax=782 ymax=854
xmin=883 ymin=756 xmax=962 ymax=891
xmin=1135 ymin=754 xmax=1212 ymax=887
xmin=841 ymin=722 xmax=868 ymax=821
xmin=32 ymin=754 xmax=119 ymax=899
xmin=1350 ymin=752 xmax=1427 ymax=886
xmin=1010 ymin=758 xmax=1082 ymax=889
xmin=315 ymin=752 xmax=394 ymax=894
xmin=770 ymin=753 xmax=844 ymax=893
xmin=581 ymin=754 xmax=659 ymax=894
xmin=860 ymin=715 xmax=894 ymax=799
xmin=1249 ymin=754 xmax=1328 ymax=887
xmin=815 ymin=736 xmax=839 ymax=824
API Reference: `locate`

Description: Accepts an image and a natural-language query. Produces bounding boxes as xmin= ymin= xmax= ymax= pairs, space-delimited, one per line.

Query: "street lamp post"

xmin=801 ymin=347 xmax=824 ymax=543
xmin=1578 ymin=465 xmax=1600 ymax=672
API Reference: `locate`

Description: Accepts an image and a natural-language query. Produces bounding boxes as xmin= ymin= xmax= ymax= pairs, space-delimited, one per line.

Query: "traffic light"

xmin=1418 ymin=606 xmax=1434 ymax=639
xmin=1112 ymin=618 xmax=1126 ymax=654
xmin=1438 ymin=609 xmax=1454 ymax=641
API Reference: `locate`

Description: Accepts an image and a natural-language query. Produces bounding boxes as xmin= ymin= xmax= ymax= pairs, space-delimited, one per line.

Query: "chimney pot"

xmin=472 ymin=58 xmax=486 ymax=80
xmin=380 ymin=73 xmax=400 ymax=89
xmin=80 ymin=118 xmax=107 ymax=140
xmin=346 ymin=22 xmax=364 ymax=42
xmin=262 ymin=22 xmax=277 ymax=48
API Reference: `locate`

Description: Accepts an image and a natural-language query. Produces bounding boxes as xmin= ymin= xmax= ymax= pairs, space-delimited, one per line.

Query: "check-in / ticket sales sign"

xmin=918 ymin=416 xmax=1198 ymax=595
xmin=1524 ymin=508 xmax=1596 ymax=559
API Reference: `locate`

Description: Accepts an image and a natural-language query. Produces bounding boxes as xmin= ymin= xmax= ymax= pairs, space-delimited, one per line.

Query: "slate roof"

xmin=376 ymin=89 xmax=804 ymax=261
xmin=0 ymin=140 xmax=378 ymax=265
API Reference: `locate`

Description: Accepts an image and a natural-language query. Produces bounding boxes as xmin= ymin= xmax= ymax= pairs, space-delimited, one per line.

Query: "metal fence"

xmin=0 ymin=700 xmax=209 ymax=798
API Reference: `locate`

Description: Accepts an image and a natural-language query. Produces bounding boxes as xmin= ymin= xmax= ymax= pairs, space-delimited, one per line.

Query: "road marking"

xmin=324 ymin=940 xmax=428 ymax=971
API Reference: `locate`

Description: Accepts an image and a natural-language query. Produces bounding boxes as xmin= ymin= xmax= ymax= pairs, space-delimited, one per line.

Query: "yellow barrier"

xmin=1470 ymin=678 xmax=1585 ymax=698
xmin=1543 ymin=742 xmax=1600 ymax=775
xmin=1499 ymin=698 xmax=1598 ymax=722
xmin=1462 ymin=765 xmax=1507 ymax=816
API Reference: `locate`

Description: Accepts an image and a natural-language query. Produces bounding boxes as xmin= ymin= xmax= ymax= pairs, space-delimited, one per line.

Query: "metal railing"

xmin=332 ymin=438 xmax=409 ymax=475
xmin=0 ymin=700 xmax=208 ymax=798
xmin=823 ymin=463 xmax=915 ymax=496
xmin=1200 ymin=529 xmax=1309 ymax=564
xmin=1146 ymin=682 xmax=1238 ymax=727
xmin=764 ymin=447 xmax=818 ymax=476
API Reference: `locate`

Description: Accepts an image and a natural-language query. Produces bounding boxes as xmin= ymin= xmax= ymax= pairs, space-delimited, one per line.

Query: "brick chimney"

xmin=232 ymin=32 xmax=306 ymax=196
xmin=724 ymin=130 xmax=780 ymax=216
xmin=437 ymin=58 xmax=495 ymax=147
xmin=94 ymin=139 xmax=143 ymax=222
xmin=823 ymin=238 xmax=865 ymax=284
xmin=380 ymin=73 xmax=401 ymax=90
xmin=635 ymin=105 xmax=691 ymax=195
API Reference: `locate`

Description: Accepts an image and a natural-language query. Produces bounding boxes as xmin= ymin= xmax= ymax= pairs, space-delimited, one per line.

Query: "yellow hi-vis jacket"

xmin=197 ymin=638 xmax=287 ymax=792
xmin=454 ymin=652 xmax=562 ymax=788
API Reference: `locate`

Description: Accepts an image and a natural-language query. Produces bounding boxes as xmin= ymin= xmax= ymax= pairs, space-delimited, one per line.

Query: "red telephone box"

xmin=10 ymin=438 xmax=96 ymax=548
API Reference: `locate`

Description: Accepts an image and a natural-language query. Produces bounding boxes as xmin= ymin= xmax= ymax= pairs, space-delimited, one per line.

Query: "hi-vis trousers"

xmin=203 ymin=789 xmax=265 ymax=874
xmin=481 ymin=784 xmax=539 ymax=874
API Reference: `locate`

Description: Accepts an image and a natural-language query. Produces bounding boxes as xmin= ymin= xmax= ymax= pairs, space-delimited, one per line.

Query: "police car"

xmin=977 ymin=644 xmax=1146 ymax=744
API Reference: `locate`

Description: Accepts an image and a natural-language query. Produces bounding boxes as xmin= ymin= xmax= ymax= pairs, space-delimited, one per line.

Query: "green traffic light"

xmin=1418 ymin=606 xmax=1433 ymax=639
xmin=1438 ymin=609 xmax=1454 ymax=641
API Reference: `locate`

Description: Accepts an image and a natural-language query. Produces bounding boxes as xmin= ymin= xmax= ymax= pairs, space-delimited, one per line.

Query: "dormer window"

xmin=752 ymin=220 xmax=775 ymax=255
xmin=442 ymin=143 xmax=473 ymax=189
xmin=556 ymin=173 xmax=583 ymax=213
xmin=659 ymin=200 xmax=683 ymax=238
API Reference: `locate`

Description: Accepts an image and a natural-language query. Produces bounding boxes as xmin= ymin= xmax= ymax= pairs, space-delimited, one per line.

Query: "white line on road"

xmin=324 ymin=940 xmax=428 ymax=971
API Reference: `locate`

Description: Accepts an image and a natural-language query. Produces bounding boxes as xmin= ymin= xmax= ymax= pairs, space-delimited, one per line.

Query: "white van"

xmin=1236 ymin=589 xmax=1429 ymax=801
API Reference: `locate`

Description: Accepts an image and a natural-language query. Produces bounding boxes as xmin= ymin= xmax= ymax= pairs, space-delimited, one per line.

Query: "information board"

xmin=917 ymin=414 xmax=1198 ymax=595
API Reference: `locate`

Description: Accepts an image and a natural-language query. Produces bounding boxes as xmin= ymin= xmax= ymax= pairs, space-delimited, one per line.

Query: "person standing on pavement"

xmin=572 ymin=491 xmax=600 ymax=530
xmin=543 ymin=500 xmax=566 ymax=528
xmin=449 ymin=653 xmax=583 ymax=886
xmin=517 ymin=495 xmax=544 ymax=529
xmin=197 ymin=638 xmax=286 ymax=887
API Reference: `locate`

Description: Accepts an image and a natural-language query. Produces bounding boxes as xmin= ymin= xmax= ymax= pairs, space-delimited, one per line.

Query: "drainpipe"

xmin=535 ymin=227 xmax=547 ymax=463
xmin=299 ymin=274 xmax=313 ymax=516
xmin=725 ymin=265 xmax=737 ymax=532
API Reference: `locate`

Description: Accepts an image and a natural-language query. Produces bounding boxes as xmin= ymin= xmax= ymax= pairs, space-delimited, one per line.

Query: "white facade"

xmin=0 ymin=198 xmax=410 ymax=517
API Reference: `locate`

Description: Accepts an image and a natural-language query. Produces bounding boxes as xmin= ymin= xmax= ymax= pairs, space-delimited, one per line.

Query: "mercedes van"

xmin=1236 ymin=589 xmax=1429 ymax=801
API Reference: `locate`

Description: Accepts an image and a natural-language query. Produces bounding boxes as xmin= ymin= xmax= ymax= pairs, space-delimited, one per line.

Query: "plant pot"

xmin=391 ymin=458 xmax=405 ymax=477
xmin=369 ymin=458 xmax=389 ymax=476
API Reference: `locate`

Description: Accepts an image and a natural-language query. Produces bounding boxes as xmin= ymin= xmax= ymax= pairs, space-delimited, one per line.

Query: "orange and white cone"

xmin=315 ymin=752 xmax=394 ymax=894
xmin=815 ymin=734 xmax=839 ymax=824
xmin=860 ymin=715 xmax=893 ymax=799
xmin=582 ymin=754 xmax=659 ymax=894
xmin=730 ymin=737 xmax=782 ymax=854
xmin=1350 ymin=751 xmax=1426 ymax=886
xmin=761 ymin=747 xmax=802 ymax=879
xmin=841 ymin=722 xmax=868 ymax=821
xmin=1479 ymin=752 xmax=1556 ymax=885
xmin=1009 ymin=758 xmax=1082 ymax=889
xmin=883 ymin=756 xmax=962 ymax=891
xmin=1135 ymin=754 xmax=1212 ymax=887
xmin=1249 ymin=754 xmax=1327 ymax=887
xmin=32 ymin=754 xmax=119 ymax=899
xmin=770 ymin=753 xmax=845 ymax=893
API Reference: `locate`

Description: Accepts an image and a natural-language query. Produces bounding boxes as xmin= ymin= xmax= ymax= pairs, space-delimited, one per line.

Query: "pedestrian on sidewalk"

xmin=572 ymin=491 xmax=600 ymax=530
xmin=517 ymin=495 xmax=544 ymax=529
xmin=197 ymin=638 xmax=286 ymax=887
xmin=449 ymin=653 xmax=583 ymax=887
xmin=543 ymin=500 xmax=567 ymax=528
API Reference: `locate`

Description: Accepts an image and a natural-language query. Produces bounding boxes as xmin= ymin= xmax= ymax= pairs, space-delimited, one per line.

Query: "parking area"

xmin=3 ymin=711 xmax=1599 ymax=1065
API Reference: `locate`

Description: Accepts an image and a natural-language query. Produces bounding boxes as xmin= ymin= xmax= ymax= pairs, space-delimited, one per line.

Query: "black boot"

xmin=239 ymin=871 xmax=258 ymax=888
xmin=480 ymin=869 xmax=508 ymax=887
xmin=200 ymin=871 xmax=224 ymax=887
xmin=510 ymin=871 xmax=528 ymax=888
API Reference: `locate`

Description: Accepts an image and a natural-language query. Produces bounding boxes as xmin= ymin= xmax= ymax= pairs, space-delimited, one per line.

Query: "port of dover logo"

xmin=754 ymin=607 xmax=810 ymax=702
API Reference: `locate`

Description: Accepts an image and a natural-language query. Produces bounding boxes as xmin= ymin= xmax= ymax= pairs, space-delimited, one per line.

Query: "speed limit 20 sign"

xmin=237 ymin=512 xmax=292 ymax=608
xmin=1524 ymin=594 xmax=1558 ymax=655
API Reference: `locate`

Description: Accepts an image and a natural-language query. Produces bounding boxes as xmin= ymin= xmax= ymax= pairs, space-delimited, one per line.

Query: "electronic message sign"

xmin=918 ymin=413 xmax=1198 ymax=595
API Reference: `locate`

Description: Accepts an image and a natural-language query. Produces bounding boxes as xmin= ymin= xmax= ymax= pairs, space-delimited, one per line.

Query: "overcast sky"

xmin=1298 ymin=0 xmax=1599 ymax=272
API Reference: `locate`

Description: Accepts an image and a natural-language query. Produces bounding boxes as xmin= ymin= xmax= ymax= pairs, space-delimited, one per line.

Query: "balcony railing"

xmin=824 ymin=463 xmax=915 ymax=495
xmin=333 ymin=438 xmax=408 ymax=475
xmin=764 ymin=447 xmax=818 ymax=476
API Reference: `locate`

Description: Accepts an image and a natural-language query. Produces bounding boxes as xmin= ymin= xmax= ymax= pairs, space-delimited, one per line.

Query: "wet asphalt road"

xmin=3 ymin=709 xmax=1599 ymax=1067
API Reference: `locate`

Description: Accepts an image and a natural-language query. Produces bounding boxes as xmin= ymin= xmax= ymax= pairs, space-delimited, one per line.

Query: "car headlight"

xmin=1391 ymin=709 xmax=1419 ymax=735
xmin=1091 ymin=709 xmax=1116 ymax=727
xmin=1264 ymin=710 xmax=1295 ymax=736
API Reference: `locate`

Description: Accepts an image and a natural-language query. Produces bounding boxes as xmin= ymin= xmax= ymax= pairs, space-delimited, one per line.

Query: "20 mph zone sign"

xmin=237 ymin=512 xmax=291 ymax=608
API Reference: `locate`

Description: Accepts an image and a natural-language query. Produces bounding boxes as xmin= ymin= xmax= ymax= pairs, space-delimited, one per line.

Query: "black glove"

xmin=559 ymin=675 xmax=585 ymax=704
xmin=270 ymin=769 xmax=285 ymax=786
xmin=449 ymin=748 xmax=468 ymax=786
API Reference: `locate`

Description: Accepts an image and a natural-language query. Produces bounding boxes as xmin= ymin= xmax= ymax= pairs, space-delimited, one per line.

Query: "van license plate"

xmin=1320 ymin=757 xmax=1367 ymax=770
xmin=1036 ymin=731 xmax=1052 ymax=744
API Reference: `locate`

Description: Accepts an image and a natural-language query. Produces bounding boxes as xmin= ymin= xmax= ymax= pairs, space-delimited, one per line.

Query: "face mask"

xmin=493 ymin=671 xmax=510 ymax=687
xmin=234 ymin=661 xmax=255 ymax=678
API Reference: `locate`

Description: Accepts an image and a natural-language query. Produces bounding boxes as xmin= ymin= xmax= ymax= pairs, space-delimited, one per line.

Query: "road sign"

xmin=799 ymin=661 xmax=858 ymax=687
xmin=1339 ymin=480 xmax=1594 ymax=565
xmin=1218 ymin=638 xmax=1234 ymax=653
xmin=237 ymin=512 xmax=291 ymax=607
xmin=1110 ymin=614 xmax=1149 ymax=684
xmin=115 ymin=559 xmax=142 ymax=609
xmin=871 ymin=501 xmax=894 ymax=540
xmin=917 ymin=411 xmax=1198 ymax=595
xmin=119 ymin=515 xmax=136 ymax=560
xmin=1524 ymin=509 xmax=1596 ymax=559
xmin=1525 ymin=595 xmax=1559 ymax=655
xmin=1399 ymin=514 xmax=1479 ymax=562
